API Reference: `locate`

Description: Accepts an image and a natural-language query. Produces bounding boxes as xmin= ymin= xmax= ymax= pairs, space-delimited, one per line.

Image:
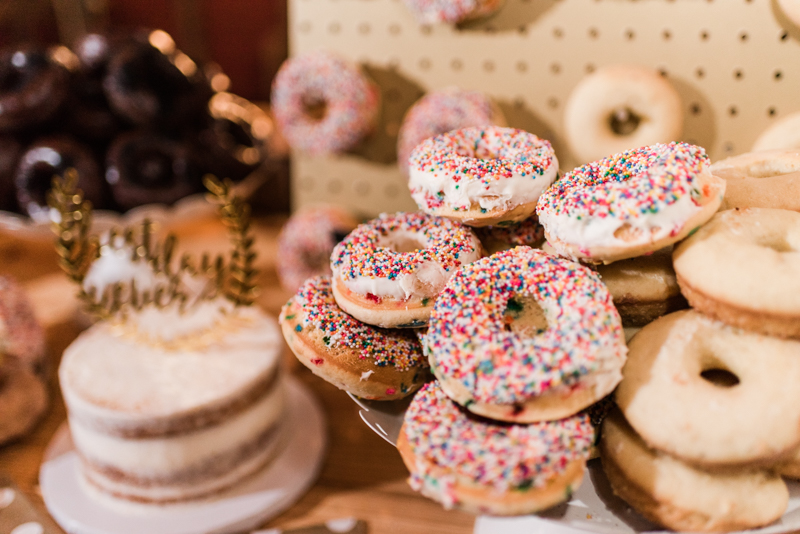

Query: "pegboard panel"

xmin=289 ymin=0 xmax=800 ymax=217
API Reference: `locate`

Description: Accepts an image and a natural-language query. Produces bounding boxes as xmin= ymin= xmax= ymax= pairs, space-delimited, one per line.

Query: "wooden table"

xmin=0 ymin=214 xmax=475 ymax=534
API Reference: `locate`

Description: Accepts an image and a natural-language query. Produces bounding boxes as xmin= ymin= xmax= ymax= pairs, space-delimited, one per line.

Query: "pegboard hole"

xmin=739 ymin=31 xmax=748 ymax=41
xmin=781 ymin=31 xmax=789 ymax=41
xmin=768 ymin=107 xmax=777 ymax=117
xmin=658 ymin=67 xmax=668 ymax=77
xmin=700 ymin=30 xmax=710 ymax=40
xmin=662 ymin=29 xmax=672 ymax=40
xmin=419 ymin=57 xmax=431 ymax=70
xmin=729 ymin=106 xmax=738 ymax=116
xmin=358 ymin=22 xmax=371 ymax=34
xmin=625 ymin=29 xmax=635 ymax=40
xmin=734 ymin=69 xmax=743 ymax=79
xmin=483 ymin=60 xmax=495 ymax=72
xmin=389 ymin=23 xmax=401 ymax=35
xmin=553 ymin=27 xmax=564 ymax=39
xmin=588 ymin=27 xmax=599 ymax=39
xmin=518 ymin=25 xmax=528 ymax=35
xmin=328 ymin=22 xmax=341 ymax=34
xmin=550 ymin=63 xmax=561 ymax=74
xmin=451 ymin=59 xmax=463 ymax=71
xmin=420 ymin=25 xmax=432 ymax=35
xmin=690 ymin=103 xmax=702 ymax=115
xmin=774 ymin=70 xmax=783 ymax=80
xmin=585 ymin=63 xmax=595 ymax=73
xmin=516 ymin=61 xmax=527 ymax=72
xmin=695 ymin=68 xmax=705 ymax=79
xmin=724 ymin=142 xmax=735 ymax=152
xmin=548 ymin=97 xmax=559 ymax=109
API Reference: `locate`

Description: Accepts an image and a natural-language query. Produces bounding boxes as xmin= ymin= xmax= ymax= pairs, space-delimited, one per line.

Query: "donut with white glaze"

xmin=330 ymin=212 xmax=482 ymax=328
xmin=397 ymin=381 xmax=593 ymax=515
xmin=537 ymin=142 xmax=725 ymax=264
xmin=710 ymin=149 xmax=800 ymax=211
xmin=564 ymin=65 xmax=683 ymax=164
xmin=427 ymin=246 xmax=627 ymax=423
xmin=409 ymin=126 xmax=559 ymax=227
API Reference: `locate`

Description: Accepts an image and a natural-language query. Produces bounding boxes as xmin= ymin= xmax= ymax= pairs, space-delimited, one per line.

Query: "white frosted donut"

xmin=564 ymin=65 xmax=683 ymax=164
xmin=752 ymin=111 xmax=800 ymax=152
xmin=402 ymin=0 xmax=504 ymax=24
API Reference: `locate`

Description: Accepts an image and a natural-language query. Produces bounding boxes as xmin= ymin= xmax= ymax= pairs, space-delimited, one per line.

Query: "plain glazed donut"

xmin=427 ymin=246 xmax=627 ymax=423
xmin=753 ymin=111 xmax=800 ymax=152
xmin=271 ymin=51 xmax=379 ymax=155
xmin=409 ymin=126 xmax=559 ymax=227
xmin=331 ymin=212 xmax=482 ymax=328
xmin=673 ymin=208 xmax=800 ymax=338
xmin=280 ymin=276 xmax=429 ymax=400
xmin=616 ymin=310 xmax=800 ymax=467
xmin=564 ymin=65 xmax=683 ymax=164
xmin=401 ymin=0 xmax=504 ymax=24
xmin=397 ymin=88 xmax=505 ymax=174
xmin=397 ymin=381 xmax=594 ymax=515
xmin=537 ymin=142 xmax=725 ymax=264
xmin=601 ymin=409 xmax=788 ymax=533
xmin=710 ymin=149 xmax=800 ymax=211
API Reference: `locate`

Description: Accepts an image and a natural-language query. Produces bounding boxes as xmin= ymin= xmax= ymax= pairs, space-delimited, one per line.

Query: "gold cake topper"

xmin=47 ymin=170 xmax=258 ymax=320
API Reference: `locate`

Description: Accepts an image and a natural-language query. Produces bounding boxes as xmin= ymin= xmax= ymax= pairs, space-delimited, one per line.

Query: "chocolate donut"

xmin=0 ymin=137 xmax=22 ymax=212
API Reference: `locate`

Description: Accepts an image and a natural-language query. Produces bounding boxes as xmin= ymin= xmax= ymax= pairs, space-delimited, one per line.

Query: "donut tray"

xmin=288 ymin=0 xmax=800 ymax=217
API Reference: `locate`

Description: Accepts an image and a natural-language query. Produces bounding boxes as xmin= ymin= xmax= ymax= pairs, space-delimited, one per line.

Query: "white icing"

xmin=83 ymin=245 xmax=163 ymax=297
xmin=360 ymin=370 xmax=374 ymax=381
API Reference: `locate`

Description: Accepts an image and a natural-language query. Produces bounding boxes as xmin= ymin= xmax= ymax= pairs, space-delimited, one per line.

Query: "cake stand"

xmin=40 ymin=376 xmax=326 ymax=534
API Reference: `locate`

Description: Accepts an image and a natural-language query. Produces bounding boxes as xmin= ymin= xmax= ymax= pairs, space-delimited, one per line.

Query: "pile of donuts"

xmin=0 ymin=29 xmax=274 ymax=220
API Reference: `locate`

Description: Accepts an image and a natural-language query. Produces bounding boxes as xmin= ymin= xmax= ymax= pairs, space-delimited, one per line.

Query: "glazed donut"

xmin=402 ymin=0 xmax=504 ymax=24
xmin=271 ymin=51 xmax=379 ymax=155
xmin=397 ymin=88 xmax=505 ymax=174
xmin=15 ymin=136 xmax=107 ymax=221
xmin=397 ymin=381 xmax=594 ymax=515
xmin=537 ymin=142 xmax=725 ymax=264
xmin=600 ymin=409 xmax=788 ymax=532
xmin=280 ymin=276 xmax=429 ymax=400
xmin=0 ymin=357 xmax=48 ymax=446
xmin=330 ymin=212 xmax=482 ymax=328
xmin=276 ymin=204 xmax=359 ymax=293
xmin=616 ymin=310 xmax=800 ymax=467
xmin=673 ymin=208 xmax=800 ymax=338
xmin=753 ymin=111 xmax=800 ymax=152
xmin=564 ymin=65 xmax=683 ymax=164
xmin=0 ymin=46 xmax=70 ymax=132
xmin=710 ymin=149 xmax=800 ymax=211
xmin=473 ymin=214 xmax=544 ymax=254
xmin=427 ymin=246 xmax=626 ymax=423
xmin=409 ymin=126 xmax=558 ymax=227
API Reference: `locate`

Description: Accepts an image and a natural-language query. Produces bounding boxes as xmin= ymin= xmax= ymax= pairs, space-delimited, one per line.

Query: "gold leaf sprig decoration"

xmin=203 ymin=175 xmax=258 ymax=307
xmin=48 ymin=169 xmax=94 ymax=284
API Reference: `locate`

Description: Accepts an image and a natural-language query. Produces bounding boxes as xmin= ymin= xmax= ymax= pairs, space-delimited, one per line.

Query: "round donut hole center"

xmin=700 ymin=367 xmax=740 ymax=388
xmin=608 ymin=107 xmax=642 ymax=136
xmin=302 ymin=96 xmax=327 ymax=121
xmin=387 ymin=234 xmax=426 ymax=254
xmin=503 ymin=295 xmax=548 ymax=338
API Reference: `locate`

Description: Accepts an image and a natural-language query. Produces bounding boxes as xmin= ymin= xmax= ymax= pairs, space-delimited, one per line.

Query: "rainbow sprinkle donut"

xmin=330 ymin=212 xmax=482 ymax=328
xmin=397 ymin=381 xmax=594 ymax=515
xmin=271 ymin=51 xmax=379 ymax=155
xmin=536 ymin=142 xmax=726 ymax=264
xmin=428 ymin=246 xmax=626 ymax=423
xmin=397 ymin=88 xmax=504 ymax=174
xmin=402 ymin=0 xmax=504 ymax=24
xmin=280 ymin=276 xmax=429 ymax=400
xmin=408 ymin=126 xmax=558 ymax=227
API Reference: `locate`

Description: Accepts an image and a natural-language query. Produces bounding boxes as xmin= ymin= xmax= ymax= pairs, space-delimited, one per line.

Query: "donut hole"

xmin=302 ymin=95 xmax=328 ymax=121
xmin=700 ymin=368 xmax=740 ymax=388
xmin=135 ymin=148 xmax=179 ymax=187
xmin=608 ymin=107 xmax=642 ymax=136
xmin=386 ymin=233 xmax=426 ymax=253
xmin=503 ymin=295 xmax=548 ymax=338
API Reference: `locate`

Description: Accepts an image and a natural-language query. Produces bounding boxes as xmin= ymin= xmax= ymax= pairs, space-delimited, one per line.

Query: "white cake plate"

xmin=349 ymin=393 xmax=800 ymax=534
xmin=40 ymin=376 xmax=327 ymax=534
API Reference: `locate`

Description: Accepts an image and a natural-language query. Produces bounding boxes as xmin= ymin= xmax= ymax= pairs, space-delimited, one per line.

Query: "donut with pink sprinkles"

xmin=330 ymin=212 xmax=481 ymax=328
xmin=408 ymin=126 xmax=558 ymax=227
xmin=397 ymin=381 xmax=594 ymax=515
xmin=271 ymin=51 xmax=379 ymax=155
xmin=427 ymin=246 xmax=627 ymax=423
xmin=397 ymin=88 xmax=504 ymax=174
xmin=402 ymin=0 xmax=504 ymax=24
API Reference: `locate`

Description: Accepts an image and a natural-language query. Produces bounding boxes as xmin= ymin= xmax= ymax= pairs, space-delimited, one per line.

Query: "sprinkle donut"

xmin=397 ymin=381 xmax=594 ymax=515
xmin=402 ymin=0 xmax=504 ymax=24
xmin=427 ymin=246 xmax=627 ymax=423
xmin=397 ymin=88 xmax=505 ymax=174
xmin=409 ymin=126 xmax=559 ymax=227
xmin=276 ymin=205 xmax=359 ymax=293
xmin=280 ymin=276 xmax=429 ymax=400
xmin=271 ymin=51 xmax=379 ymax=155
xmin=537 ymin=142 xmax=725 ymax=264
xmin=331 ymin=212 xmax=482 ymax=328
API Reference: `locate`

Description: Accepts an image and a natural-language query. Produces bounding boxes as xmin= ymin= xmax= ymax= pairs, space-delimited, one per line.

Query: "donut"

xmin=397 ymin=381 xmax=594 ymax=515
xmin=277 ymin=205 xmax=359 ymax=293
xmin=397 ymin=88 xmax=505 ymax=174
xmin=408 ymin=126 xmax=559 ymax=227
xmin=564 ymin=65 xmax=683 ymax=164
xmin=0 ymin=276 xmax=46 ymax=375
xmin=271 ymin=51 xmax=379 ymax=155
xmin=15 ymin=136 xmax=107 ymax=221
xmin=753 ymin=111 xmax=800 ymax=152
xmin=710 ymin=149 xmax=800 ymax=211
xmin=600 ymin=408 xmax=788 ymax=532
xmin=331 ymin=212 xmax=482 ymax=328
xmin=616 ymin=309 xmax=800 ymax=467
xmin=427 ymin=246 xmax=626 ymax=423
xmin=401 ymin=0 xmax=504 ymax=24
xmin=473 ymin=214 xmax=544 ymax=254
xmin=0 ymin=137 xmax=21 ymax=212
xmin=0 ymin=46 xmax=70 ymax=132
xmin=0 ymin=357 xmax=48 ymax=446
xmin=105 ymin=131 xmax=201 ymax=211
xmin=536 ymin=142 xmax=725 ymax=264
xmin=673 ymin=208 xmax=800 ymax=338
xmin=280 ymin=276 xmax=429 ymax=400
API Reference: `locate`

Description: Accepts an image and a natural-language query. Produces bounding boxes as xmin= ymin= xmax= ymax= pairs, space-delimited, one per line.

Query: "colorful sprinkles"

xmin=271 ymin=51 xmax=379 ymax=155
xmin=404 ymin=381 xmax=594 ymax=504
xmin=402 ymin=0 xmax=503 ymax=24
xmin=293 ymin=276 xmax=426 ymax=371
xmin=428 ymin=247 xmax=625 ymax=405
